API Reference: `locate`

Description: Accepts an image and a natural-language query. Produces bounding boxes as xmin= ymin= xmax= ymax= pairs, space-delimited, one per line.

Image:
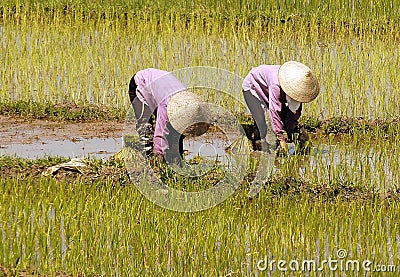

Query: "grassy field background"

xmin=1 ymin=0 xmax=400 ymax=119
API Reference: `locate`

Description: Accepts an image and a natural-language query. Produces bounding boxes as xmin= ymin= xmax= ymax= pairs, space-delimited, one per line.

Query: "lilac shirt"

xmin=134 ymin=69 xmax=186 ymax=155
xmin=242 ymin=65 xmax=302 ymax=137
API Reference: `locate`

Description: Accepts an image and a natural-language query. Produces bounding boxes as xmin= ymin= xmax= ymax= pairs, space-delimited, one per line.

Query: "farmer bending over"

xmin=242 ymin=61 xmax=320 ymax=153
xmin=128 ymin=68 xmax=210 ymax=164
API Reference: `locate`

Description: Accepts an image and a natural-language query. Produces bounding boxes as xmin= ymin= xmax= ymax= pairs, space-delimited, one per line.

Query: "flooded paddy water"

xmin=0 ymin=116 xmax=229 ymax=161
xmin=1 ymin=115 xmax=399 ymax=193
xmin=0 ymin=137 xmax=121 ymax=159
xmin=0 ymin=116 xmax=122 ymax=157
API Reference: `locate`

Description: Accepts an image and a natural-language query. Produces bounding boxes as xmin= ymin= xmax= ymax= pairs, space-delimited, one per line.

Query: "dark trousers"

xmin=243 ymin=90 xmax=268 ymax=141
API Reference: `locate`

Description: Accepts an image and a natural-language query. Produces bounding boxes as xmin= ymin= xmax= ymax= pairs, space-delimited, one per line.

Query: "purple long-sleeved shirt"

xmin=242 ymin=65 xmax=302 ymax=137
xmin=133 ymin=69 xmax=186 ymax=155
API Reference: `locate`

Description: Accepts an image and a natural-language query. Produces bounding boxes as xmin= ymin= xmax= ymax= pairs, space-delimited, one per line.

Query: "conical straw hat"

xmin=278 ymin=61 xmax=320 ymax=103
xmin=167 ymin=91 xmax=211 ymax=137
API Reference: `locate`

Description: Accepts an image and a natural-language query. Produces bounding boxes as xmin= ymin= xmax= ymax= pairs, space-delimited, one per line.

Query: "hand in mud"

xmin=297 ymin=127 xmax=312 ymax=155
xmin=299 ymin=127 xmax=309 ymax=145
xmin=280 ymin=139 xmax=288 ymax=150
xmin=275 ymin=131 xmax=290 ymax=156
xmin=276 ymin=139 xmax=288 ymax=157
xmin=254 ymin=138 xmax=270 ymax=152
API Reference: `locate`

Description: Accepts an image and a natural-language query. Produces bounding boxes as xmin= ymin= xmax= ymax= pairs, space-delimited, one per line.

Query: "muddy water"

xmin=0 ymin=137 xmax=123 ymax=159
xmin=0 ymin=116 xmax=123 ymax=159
xmin=183 ymin=136 xmax=230 ymax=164
xmin=0 ymin=136 xmax=228 ymax=161
xmin=0 ymin=116 xmax=231 ymax=160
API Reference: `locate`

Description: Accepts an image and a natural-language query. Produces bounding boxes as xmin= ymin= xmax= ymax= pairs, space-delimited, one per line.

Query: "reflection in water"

xmin=183 ymin=137 xmax=229 ymax=165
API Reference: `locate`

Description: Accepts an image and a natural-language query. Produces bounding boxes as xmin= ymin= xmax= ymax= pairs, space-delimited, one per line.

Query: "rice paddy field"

xmin=1 ymin=0 xmax=400 ymax=276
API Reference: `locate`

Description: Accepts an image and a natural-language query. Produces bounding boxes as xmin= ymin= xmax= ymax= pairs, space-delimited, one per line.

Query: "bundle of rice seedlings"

xmin=110 ymin=146 xmax=138 ymax=163
xmin=226 ymin=135 xmax=252 ymax=156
